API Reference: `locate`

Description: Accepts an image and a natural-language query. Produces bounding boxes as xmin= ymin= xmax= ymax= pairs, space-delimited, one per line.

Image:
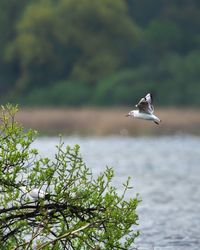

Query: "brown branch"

xmin=0 ymin=202 xmax=104 ymax=224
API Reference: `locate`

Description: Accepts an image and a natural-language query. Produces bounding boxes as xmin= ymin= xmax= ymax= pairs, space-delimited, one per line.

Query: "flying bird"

xmin=126 ymin=93 xmax=161 ymax=125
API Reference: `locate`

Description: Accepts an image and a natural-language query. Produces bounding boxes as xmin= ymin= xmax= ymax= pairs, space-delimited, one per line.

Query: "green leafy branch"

xmin=0 ymin=105 xmax=140 ymax=249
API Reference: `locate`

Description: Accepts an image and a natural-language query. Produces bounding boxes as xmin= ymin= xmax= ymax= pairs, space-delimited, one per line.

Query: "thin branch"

xmin=36 ymin=220 xmax=106 ymax=250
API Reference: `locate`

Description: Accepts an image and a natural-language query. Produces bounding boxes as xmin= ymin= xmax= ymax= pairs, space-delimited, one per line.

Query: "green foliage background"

xmin=0 ymin=0 xmax=200 ymax=106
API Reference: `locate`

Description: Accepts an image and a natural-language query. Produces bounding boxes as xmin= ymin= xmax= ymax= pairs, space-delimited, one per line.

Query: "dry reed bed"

xmin=16 ymin=107 xmax=200 ymax=136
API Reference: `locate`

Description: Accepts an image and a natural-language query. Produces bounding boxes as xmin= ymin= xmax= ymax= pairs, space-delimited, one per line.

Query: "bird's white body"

xmin=21 ymin=187 xmax=46 ymax=200
xmin=29 ymin=188 xmax=46 ymax=200
xmin=128 ymin=110 xmax=160 ymax=123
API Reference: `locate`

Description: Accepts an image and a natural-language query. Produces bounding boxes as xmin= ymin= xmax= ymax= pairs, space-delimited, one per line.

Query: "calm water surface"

xmin=33 ymin=135 xmax=200 ymax=250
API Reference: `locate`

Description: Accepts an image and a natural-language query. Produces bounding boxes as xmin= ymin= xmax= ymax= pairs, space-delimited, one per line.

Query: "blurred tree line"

xmin=1 ymin=0 xmax=200 ymax=106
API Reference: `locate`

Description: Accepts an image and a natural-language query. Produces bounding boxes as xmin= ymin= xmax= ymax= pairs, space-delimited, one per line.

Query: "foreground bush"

xmin=0 ymin=105 xmax=140 ymax=249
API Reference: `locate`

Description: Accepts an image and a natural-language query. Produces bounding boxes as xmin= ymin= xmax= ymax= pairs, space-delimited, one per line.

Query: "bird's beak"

xmin=125 ymin=114 xmax=130 ymax=117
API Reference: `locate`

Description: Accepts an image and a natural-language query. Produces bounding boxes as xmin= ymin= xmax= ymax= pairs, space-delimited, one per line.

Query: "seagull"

xmin=126 ymin=93 xmax=161 ymax=125
xmin=21 ymin=187 xmax=48 ymax=201
xmin=28 ymin=188 xmax=46 ymax=200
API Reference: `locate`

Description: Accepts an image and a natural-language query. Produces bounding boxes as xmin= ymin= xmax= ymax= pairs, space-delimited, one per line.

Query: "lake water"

xmin=33 ymin=135 xmax=200 ymax=250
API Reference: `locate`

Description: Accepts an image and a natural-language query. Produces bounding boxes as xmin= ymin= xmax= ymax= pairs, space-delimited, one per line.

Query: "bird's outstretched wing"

xmin=135 ymin=93 xmax=154 ymax=114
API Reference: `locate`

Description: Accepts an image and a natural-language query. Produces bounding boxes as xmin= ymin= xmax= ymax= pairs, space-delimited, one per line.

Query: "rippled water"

xmin=33 ymin=135 xmax=200 ymax=250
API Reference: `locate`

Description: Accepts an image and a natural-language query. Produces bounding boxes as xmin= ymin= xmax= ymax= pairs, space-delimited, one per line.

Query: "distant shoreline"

xmin=16 ymin=107 xmax=200 ymax=136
